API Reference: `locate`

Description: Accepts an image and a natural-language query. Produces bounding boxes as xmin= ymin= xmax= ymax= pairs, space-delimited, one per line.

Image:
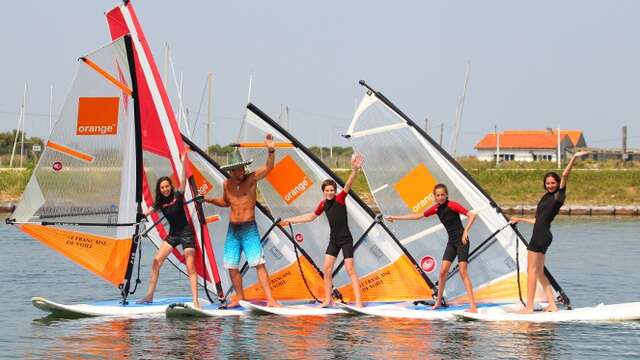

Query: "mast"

xmin=120 ymin=35 xmax=143 ymax=303
xmin=449 ymin=61 xmax=470 ymax=157
xmin=49 ymin=85 xmax=54 ymax=135
xmin=207 ymin=73 xmax=213 ymax=153
xmin=20 ymin=83 xmax=27 ymax=168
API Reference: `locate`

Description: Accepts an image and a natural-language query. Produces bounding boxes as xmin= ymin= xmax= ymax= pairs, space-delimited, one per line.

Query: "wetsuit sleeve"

xmin=423 ymin=204 xmax=438 ymax=218
xmin=554 ymin=187 xmax=566 ymax=204
xmin=314 ymin=200 xmax=325 ymax=216
xmin=335 ymin=190 xmax=347 ymax=205
xmin=447 ymin=201 xmax=469 ymax=216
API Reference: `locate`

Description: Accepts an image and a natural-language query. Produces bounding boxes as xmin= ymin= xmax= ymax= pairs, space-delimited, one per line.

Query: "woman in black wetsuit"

xmin=137 ymin=145 xmax=201 ymax=308
xmin=510 ymin=151 xmax=589 ymax=313
xmin=386 ymin=184 xmax=478 ymax=312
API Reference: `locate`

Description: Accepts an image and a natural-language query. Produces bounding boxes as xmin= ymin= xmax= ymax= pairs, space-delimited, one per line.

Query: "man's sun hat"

xmin=220 ymin=151 xmax=254 ymax=171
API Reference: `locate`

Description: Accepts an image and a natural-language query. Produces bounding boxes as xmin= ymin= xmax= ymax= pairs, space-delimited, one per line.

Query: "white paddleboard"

xmin=31 ymin=296 xmax=194 ymax=317
xmin=454 ymin=302 xmax=640 ymax=323
xmin=165 ymin=302 xmax=245 ymax=317
xmin=336 ymin=301 xmax=516 ymax=320
xmin=238 ymin=300 xmax=346 ymax=316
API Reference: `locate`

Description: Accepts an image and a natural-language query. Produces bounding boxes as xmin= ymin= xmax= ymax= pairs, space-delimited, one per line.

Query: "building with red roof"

xmin=474 ymin=129 xmax=586 ymax=162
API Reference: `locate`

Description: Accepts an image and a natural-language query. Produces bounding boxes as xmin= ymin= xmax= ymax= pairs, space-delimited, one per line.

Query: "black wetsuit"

xmin=157 ymin=191 xmax=195 ymax=249
xmin=423 ymin=200 xmax=470 ymax=262
xmin=528 ymin=187 xmax=566 ymax=254
xmin=315 ymin=190 xmax=354 ymax=258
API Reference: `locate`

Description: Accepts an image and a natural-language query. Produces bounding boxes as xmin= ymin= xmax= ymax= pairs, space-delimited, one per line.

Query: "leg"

xmin=321 ymin=255 xmax=337 ymax=307
xmin=183 ymin=248 xmax=200 ymax=308
xmin=535 ymin=254 xmax=558 ymax=312
xmin=223 ymin=225 xmax=242 ymax=307
xmin=344 ymin=258 xmax=362 ymax=307
xmin=458 ymin=262 xmax=477 ymax=312
xmin=433 ymin=260 xmax=452 ymax=310
xmin=226 ymin=268 xmax=244 ymax=308
xmin=520 ymin=250 xmax=540 ymax=313
xmin=138 ymin=241 xmax=173 ymax=303
xmin=255 ymin=264 xmax=280 ymax=307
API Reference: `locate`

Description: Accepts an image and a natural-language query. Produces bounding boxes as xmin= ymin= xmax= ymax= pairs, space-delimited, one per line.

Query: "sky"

xmin=1 ymin=0 xmax=638 ymax=155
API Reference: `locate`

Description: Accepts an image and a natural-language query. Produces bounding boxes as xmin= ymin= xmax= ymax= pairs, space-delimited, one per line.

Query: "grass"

xmin=3 ymin=164 xmax=639 ymax=206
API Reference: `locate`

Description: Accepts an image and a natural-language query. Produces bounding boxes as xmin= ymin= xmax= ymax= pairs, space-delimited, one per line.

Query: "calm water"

xmin=1 ymin=217 xmax=639 ymax=359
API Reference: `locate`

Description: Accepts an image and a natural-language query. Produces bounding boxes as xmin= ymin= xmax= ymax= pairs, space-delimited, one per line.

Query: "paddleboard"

xmin=237 ymin=300 xmax=345 ymax=316
xmin=454 ymin=302 xmax=640 ymax=322
xmin=165 ymin=302 xmax=245 ymax=317
xmin=336 ymin=301 xmax=515 ymax=320
xmin=31 ymin=296 xmax=194 ymax=317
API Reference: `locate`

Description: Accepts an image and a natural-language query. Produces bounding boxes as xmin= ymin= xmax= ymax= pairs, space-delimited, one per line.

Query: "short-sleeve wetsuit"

xmin=423 ymin=200 xmax=470 ymax=262
xmin=315 ymin=190 xmax=354 ymax=258
xmin=528 ymin=187 xmax=566 ymax=254
xmin=156 ymin=191 xmax=195 ymax=249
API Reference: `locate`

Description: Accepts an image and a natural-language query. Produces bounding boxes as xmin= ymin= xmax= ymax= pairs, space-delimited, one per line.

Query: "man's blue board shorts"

xmin=223 ymin=220 xmax=265 ymax=269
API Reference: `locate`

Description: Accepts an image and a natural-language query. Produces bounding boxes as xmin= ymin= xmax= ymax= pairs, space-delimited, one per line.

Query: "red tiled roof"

xmin=475 ymin=130 xmax=576 ymax=150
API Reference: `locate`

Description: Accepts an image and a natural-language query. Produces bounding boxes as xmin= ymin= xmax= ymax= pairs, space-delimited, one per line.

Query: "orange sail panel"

xmin=235 ymin=256 xmax=324 ymax=302
xmin=337 ymin=255 xmax=433 ymax=302
xmin=20 ymin=224 xmax=132 ymax=286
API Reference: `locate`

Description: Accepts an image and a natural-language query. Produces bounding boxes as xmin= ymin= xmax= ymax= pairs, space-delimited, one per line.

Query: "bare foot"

xmin=224 ymin=300 xmax=241 ymax=309
xmin=266 ymin=300 xmax=281 ymax=308
xmin=544 ymin=305 xmax=559 ymax=312
xmin=136 ymin=296 xmax=153 ymax=304
xmin=192 ymin=301 xmax=201 ymax=309
xmin=468 ymin=305 xmax=478 ymax=313
xmin=318 ymin=300 xmax=332 ymax=308
xmin=518 ymin=307 xmax=534 ymax=314
xmin=355 ymin=302 xmax=364 ymax=308
xmin=431 ymin=303 xmax=441 ymax=310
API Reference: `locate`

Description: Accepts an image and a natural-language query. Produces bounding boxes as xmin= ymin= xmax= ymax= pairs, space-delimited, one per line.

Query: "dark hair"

xmin=321 ymin=179 xmax=337 ymax=191
xmin=543 ymin=172 xmax=561 ymax=190
xmin=433 ymin=183 xmax=448 ymax=195
xmin=155 ymin=176 xmax=175 ymax=207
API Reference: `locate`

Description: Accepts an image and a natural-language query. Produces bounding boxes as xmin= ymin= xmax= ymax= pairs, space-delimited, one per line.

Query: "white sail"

xmin=346 ymin=81 xmax=570 ymax=306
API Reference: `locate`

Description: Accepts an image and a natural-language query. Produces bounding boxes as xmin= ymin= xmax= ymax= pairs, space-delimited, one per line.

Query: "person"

xmin=205 ymin=134 xmax=279 ymax=308
xmin=510 ymin=150 xmax=589 ymax=313
xmin=386 ymin=183 xmax=478 ymax=312
xmin=138 ymin=145 xmax=201 ymax=308
xmin=279 ymin=153 xmax=364 ymax=308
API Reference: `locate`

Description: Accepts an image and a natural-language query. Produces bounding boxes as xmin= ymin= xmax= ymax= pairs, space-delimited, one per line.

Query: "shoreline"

xmin=2 ymin=201 xmax=637 ymax=217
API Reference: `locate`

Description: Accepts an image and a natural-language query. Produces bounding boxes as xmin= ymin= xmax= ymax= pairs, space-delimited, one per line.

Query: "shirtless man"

xmin=205 ymin=134 xmax=279 ymax=308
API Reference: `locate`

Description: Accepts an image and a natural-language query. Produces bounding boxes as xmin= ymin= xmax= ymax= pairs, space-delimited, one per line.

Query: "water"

xmin=1 ymin=218 xmax=639 ymax=359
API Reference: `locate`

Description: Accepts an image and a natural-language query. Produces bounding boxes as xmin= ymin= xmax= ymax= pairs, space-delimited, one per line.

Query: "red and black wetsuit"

xmin=155 ymin=191 xmax=195 ymax=249
xmin=528 ymin=187 xmax=566 ymax=254
xmin=423 ymin=200 xmax=470 ymax=262
xmin=314 ymin=190 xmax=354 ymax=258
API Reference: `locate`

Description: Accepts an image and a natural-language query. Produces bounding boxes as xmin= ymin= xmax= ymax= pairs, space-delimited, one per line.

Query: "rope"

xmin=287 ymin=223 xmax=321 ymax=303
xmin=514 ymin=224 xmax=525 ymax=306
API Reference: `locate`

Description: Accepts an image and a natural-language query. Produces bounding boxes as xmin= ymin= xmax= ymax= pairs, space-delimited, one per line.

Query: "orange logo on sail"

xmin=394 ymin=163 xmax=438 ymax=213
xmin=76 ymin=97 xmax=119 ymax=135
xmin=190 ymin=162 xmax=213 ymax=196
xmin=266 ymin=155 xmax=313 ymax=205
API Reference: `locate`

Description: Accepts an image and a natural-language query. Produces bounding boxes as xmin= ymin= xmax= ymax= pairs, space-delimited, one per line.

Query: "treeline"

xmin=0 ymin=131 xmax=44 ymax=167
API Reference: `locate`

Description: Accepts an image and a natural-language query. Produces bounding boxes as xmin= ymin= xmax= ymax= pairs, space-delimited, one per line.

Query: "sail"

xmin=105 ymin=2 xmax=222 ymax=297
xmin=237 ymin=104 xmax=435 ymax=302
xmin=10 ymin=37 xmax=139 ymax=287
xmin=182 ymin=136 xmax=325 ymax=301
xmin=346 ymin=81 xmax=570 ymax=306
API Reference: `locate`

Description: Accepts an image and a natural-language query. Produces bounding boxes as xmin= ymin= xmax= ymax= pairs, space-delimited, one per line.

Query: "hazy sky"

xmin=1 ymin=0 xmax=638 ymax=155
